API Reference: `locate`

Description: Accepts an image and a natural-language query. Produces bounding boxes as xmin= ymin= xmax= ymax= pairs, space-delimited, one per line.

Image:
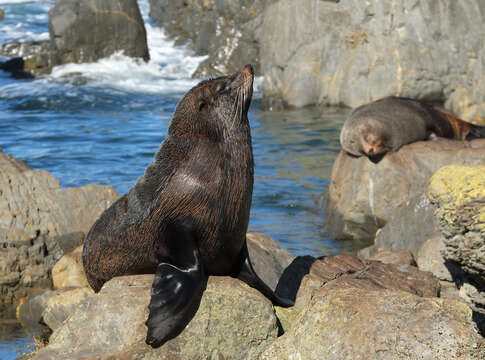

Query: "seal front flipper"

xmin=237 ymin=242 xmax=294 ymax=308
xmin=145 ymin=225 xmax=207 ymax=348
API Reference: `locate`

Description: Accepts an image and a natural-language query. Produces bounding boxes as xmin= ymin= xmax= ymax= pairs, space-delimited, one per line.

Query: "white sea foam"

xmin=49 ymin=24 xmax=207 ymax=95
xmin=47 ymin=0 xmax=207 ymax=94
xmin=0 ymin=0 xmax=41 ymax=3
xmin=1 ymin=0 xmax=261 ymax=98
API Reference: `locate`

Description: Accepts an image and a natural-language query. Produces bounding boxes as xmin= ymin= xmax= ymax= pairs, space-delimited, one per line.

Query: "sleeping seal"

xmin=340 ymin=96 xmax=485 ymax=158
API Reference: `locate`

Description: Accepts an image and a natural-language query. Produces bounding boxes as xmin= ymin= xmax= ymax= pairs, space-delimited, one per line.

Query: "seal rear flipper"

xmin=237 ymin=242 xmax=294 ymax=308
xmin=145 ymin=228 xmax=207 ymax=348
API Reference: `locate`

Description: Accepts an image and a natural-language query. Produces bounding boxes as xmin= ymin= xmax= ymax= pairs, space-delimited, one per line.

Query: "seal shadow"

xmin=444 ymin=259 xmax=485 ymax=336
xmin=274 ymin=255 xmax=317 ymax=302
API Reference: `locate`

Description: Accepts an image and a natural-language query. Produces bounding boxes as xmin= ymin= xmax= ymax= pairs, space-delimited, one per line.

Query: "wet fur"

xmin=339 ymin=96 xmax=482 ymax=158
xmin=83 ymin=69 xmax=254 ymax=290
xmin=82 ymin=66 xmax=291 ymax=347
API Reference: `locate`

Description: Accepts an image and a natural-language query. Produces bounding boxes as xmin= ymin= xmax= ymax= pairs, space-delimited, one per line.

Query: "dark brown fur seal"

xmin=340 ymin=96 xmax=485 ymax=158
xmin=82 ymin=64 xmax=292 ymax=348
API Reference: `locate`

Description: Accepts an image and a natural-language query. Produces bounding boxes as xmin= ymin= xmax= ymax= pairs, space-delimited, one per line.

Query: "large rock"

xmin=42 ymin=287 xmax=94 ymax=331
xmin=428 ymin=165 xmax=485 ymax=322
xmin=49 ymin=0 xmax=149 ymax=64
xmin=0 ymin=0 xmax=149 ymax=77
xmin=274 ymin=254 xmax=440 ymax=331
xmin=264 ymin=286 xmax=484 ymax=359
xmin=149 ymin=0 xmax=273 ymax=77
xmin=0 ymin=150 xmax=119 ymax=313
xmin=260 ymin=0 xmax=485 ymax=121
xmin=266 ymin=254 xmax=484 ymax=359
xmin=324 ymin=139 xmax=485 ymax=254
xmin=32 ymin=275 xmax=279 ymax=360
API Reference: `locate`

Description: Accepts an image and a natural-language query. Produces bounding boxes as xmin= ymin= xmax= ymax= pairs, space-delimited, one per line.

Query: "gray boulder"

xmin=32 ymin=275 xmax=279 ymax=360
xmin=267 ymin=254 xmax=483 ymax=359
xmin=49 ymin=0 xmax=149 ymax=65
xmin=149 ymin=0 xmax=274 ymax=77
xmin=0 ymin=0 xmax=149 ymax=77
xmin=260 ymin=0 xmax=485 ymax=120
xmin=324 ymin=139 xmax=485 ymax=254
xmin=0 ymin=149 xmax=119 ymax=313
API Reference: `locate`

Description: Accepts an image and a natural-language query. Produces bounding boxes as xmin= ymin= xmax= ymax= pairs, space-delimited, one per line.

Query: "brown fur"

xmin=340 ymin=96 xmax=477 ymax=158
xmin=83 ymin=65 xmax=255 ymax=291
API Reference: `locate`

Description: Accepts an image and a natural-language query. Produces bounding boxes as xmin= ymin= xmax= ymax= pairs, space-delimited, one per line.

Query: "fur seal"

xmin=340 ymin=96 xmax=485 ymax=158
xmin=82 ymin=64 xmax=293 ymax=348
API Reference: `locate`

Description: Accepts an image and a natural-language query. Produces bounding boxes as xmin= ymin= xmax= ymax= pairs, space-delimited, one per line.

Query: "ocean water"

xmin=0 ymin=1 xmax=354 ymax=357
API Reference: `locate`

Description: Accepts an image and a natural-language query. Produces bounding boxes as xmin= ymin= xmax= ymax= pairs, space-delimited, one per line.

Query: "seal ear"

xmin=145 ymin=222 xmax=207 ymax=348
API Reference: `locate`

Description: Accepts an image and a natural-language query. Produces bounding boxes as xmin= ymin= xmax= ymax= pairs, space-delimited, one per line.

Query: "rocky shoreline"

xmin=3 ymin=0 xmax=485 ymax=120
xmin=0 ymin=148 xmax=481 ymax=358
xmin=0 ymin=0 xmax=484 ymax=358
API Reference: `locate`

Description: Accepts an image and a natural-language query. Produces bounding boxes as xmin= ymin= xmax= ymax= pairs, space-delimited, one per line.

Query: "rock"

xmin=42 ymin=287 xmax=94 ymax=331
xmin=52 ymin=246 xmax=89 ymax=289
xmin=149 ymin=0 xmax=273 ymax=77
xmin=246 ymin=232 xmax=295 ymax=291
xmin=264 ymin=286 xmax=485 ymax=359
xmin=0 ymin=9 xmax=4 ymax=22
xmin=428 ymin=164 xmax=485 ymax=327
xmin=0 ymin=41 xmax=52 ymax=77
xmin=417 ymin=237 xmax=454 ymax=281
xmin=364 ymin=248 xmax=416 ymax=266
xmin=0 ymin=150 xmax=119 ymax=313
xmin=49 ymin=0 xmax=149 ymax=65
xmin=324 ymin=139 xmax=485 ymax=254
xmin=260 ymin=0 xmax=485 ymax=121
xmin=0 ymin=0 xmax=149 ymax=77
xmin=32 ymin=275 xmax=279 ymax=360
xmin=275 ymin=254 xmax=440 ymax=332
xmin=16 ymin=289 xmax=61 ymax=328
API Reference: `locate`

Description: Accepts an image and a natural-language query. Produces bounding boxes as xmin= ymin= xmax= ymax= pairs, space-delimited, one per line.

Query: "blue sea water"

xmin=0 ymin=1 xmax=355 ymax=357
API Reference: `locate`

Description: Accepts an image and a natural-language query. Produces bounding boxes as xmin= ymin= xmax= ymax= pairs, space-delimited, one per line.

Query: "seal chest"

xmin=82 ymin=64 xmax=292 ymax=348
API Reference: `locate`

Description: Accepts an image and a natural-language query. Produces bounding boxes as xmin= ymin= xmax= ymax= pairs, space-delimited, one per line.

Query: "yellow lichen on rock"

xmin=427 ymin=165 xmax=485 ymax=232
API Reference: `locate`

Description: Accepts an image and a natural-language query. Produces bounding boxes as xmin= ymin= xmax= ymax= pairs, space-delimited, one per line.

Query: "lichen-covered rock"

xmin=428 ymin=165 xmax=485 ymax=323
xmin=264 ymin=286 xmax=485 ymax=360
xmin=260 ymin=0 xmax=485 ymax=121
xmin=32 ymin=275 xmax=279 ymax=360
xmin=52 ymin=246 xmax=89 ymax=290
xmin=324 ymin=139 xmax=485 ymax=253
xmin=0 ymin=150 xmax=118 ymax=313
